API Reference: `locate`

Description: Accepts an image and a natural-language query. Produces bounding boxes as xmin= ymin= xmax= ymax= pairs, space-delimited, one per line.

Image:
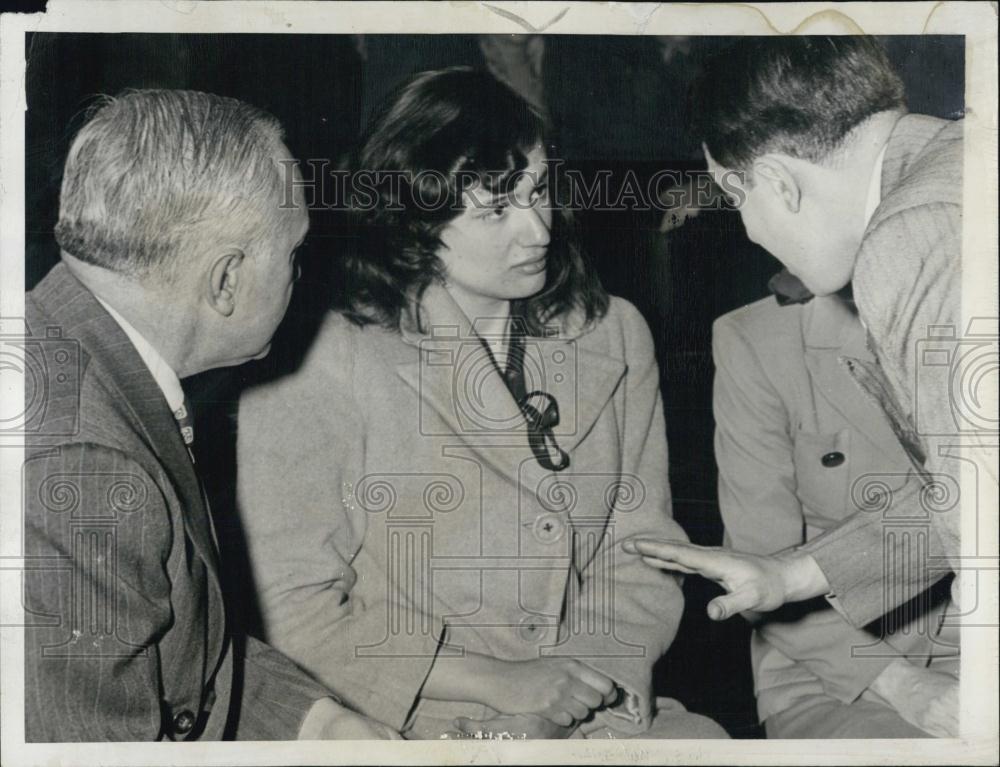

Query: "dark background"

xmin=24 ymin=33 xmax=965 ymax=737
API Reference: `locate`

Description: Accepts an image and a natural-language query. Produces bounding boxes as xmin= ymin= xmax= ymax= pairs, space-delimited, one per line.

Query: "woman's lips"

xmin=513 ymin=256 xmax=547 ymax=275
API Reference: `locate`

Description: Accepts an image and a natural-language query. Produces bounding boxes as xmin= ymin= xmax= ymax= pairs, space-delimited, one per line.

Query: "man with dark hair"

xmin=24 ymin=89 xmax=398 ymax=741
xmin=628 ymin=36 xmax=967 ymax=733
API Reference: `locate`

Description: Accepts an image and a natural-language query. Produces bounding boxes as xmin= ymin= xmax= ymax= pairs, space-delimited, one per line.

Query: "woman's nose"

xmin=521 ymin=206 xmax=551 ymax=248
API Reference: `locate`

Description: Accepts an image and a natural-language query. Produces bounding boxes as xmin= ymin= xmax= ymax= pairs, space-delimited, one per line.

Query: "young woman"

xmin=235 ymin=67 xmax=725 ymax=740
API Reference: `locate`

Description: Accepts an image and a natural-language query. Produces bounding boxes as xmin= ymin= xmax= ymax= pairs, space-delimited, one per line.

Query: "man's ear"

xmin=753 ymin=156 xmax=801 ymax=213
xmin=207 ymin=249 xmax=245 ymax=317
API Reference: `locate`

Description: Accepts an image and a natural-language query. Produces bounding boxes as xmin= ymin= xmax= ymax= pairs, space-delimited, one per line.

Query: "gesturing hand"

xmin=448 ymin=713 xmax=576 ymax=740
xmin=484 ymin=658 xmax=618 ymax=727
xmin=623 ymin=538 xmax=830 ymax=620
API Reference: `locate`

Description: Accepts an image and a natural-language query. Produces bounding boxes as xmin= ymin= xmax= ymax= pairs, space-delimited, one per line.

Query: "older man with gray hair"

xmin=24 ymin=89 xmax=397 ymax=741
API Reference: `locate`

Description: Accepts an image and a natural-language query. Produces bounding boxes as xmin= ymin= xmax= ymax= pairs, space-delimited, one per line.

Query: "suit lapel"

xmin=32 ymin=264 xmax=221 ymax=584
xmin=802 ymin=295 xmax=905 ymax=454
xmin=559 ymin=345 xmax=626 ymax=454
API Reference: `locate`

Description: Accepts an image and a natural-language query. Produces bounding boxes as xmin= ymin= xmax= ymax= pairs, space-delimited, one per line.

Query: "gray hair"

xmin=55 ymin=89 xmax=289 ymax=280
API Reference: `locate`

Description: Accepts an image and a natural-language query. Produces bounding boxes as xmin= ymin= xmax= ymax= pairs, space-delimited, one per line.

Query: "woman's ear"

xmin=753 ymin=156 xmax=801 ymax=213
xmin=207 ymin=249 xmax=245 ymax=317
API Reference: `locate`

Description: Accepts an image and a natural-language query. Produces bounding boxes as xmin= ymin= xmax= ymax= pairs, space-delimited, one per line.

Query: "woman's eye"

xmin=529 ymin=184 xmax=548 ymax=204
xmin=487 ymin=204 xmax=508 ymax=219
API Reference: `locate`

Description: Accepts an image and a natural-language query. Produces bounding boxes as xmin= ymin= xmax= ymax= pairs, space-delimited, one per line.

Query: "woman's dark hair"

xmin=691 ymin=36 xmax=906 ymax=171
xmin=341 ymin=66 xmax=607 ymax=334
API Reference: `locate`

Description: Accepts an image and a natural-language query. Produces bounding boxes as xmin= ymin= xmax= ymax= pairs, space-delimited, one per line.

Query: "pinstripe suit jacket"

xmin=23 ymin=263 xmax=329 ymax=741
xmin=802 ymin=114 xmax=965 ymax=628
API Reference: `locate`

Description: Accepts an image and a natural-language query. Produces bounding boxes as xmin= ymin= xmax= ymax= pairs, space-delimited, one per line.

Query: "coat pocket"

xmin=792 ymin=429 xmax=853 ymax=526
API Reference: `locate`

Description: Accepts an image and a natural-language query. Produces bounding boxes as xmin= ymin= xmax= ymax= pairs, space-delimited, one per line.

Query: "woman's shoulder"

xmin=305 ymin=310 xmax=407 ymax=365
xmin=242 ymin=311 xmax=398 ymax=408
xmin=603 ymin=295 xmax=647 ymax=329
xmin=574 ymin=295 xmax=653 ymax=353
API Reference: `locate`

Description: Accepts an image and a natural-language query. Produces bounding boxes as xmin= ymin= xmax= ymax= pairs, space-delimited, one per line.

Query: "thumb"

xmin=707 ymin=589 xmax=760 ymax=621
xmin=452 ymin=716 xmax=486 ymax=735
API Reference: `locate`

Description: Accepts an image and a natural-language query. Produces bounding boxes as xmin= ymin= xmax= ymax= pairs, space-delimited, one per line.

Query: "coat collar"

xmin=880 ymin=113 xmax=921 ymax=199
xmin=802 ymin=293 xmax=865 ymax=352
xmin=30 ymin=262 xmax=220 ymax=583
xmin=878 ymin=113 xmax=954 ymax=215
xmin=394 ymin=283 xmax=625 ymax=499
xmin=802 ymin=294 xmax=905 ymax=453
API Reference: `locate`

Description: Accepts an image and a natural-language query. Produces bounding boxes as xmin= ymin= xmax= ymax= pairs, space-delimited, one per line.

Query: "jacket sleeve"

xmin=712 ymin=315 xmax=932 ymax=705
xmin=804 ymin=202 xmax=961 ymax=627
xmin=23 ymin=443 xmax=173 ymax=741
xmin=560 ymin=301 xmax=687 ymax=736
xmin=235 ymin=325 xmax=442 ymax=733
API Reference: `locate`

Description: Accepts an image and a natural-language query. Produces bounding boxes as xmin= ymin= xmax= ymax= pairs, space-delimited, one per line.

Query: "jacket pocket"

xmin=792 ymin=429 xmax=852 ymax=527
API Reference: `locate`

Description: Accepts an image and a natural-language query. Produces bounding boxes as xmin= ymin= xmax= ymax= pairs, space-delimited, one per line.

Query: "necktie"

xmin=171 ymin=396 xmax=220 ymax=550
xmin=768 ymin=268 xmax=814 ymax=306
xmin=173 ymin=397 xmax=196 ymax=462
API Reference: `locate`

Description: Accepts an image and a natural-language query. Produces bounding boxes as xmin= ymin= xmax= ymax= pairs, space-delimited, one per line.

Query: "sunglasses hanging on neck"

xmin=478 ymin=317 xmax=570 ymax=472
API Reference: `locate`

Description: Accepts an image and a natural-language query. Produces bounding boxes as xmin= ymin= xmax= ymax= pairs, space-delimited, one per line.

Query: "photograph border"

xmin=1 ymin=2 xmax=996 ymax=764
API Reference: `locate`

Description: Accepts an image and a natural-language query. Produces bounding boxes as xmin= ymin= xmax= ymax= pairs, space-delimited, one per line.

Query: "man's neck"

xmin=805 ymin=110 xmax=901 ymax=252
xmin=842 ymin=110 xmax=902 ymax=196
xmin=62 ymin=254 xmax=200 ymax=378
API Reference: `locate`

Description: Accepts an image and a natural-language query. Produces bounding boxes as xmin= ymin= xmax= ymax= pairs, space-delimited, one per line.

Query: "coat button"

xmin=172 ymin=709 xmax=196 ymax=736
xmin=821 ymin=451 xmax=845 ymax=468
xmin=517 ymin=615 xmax=549 ymax=642
xmin=532 ymin=513 xmax=565 ymax=544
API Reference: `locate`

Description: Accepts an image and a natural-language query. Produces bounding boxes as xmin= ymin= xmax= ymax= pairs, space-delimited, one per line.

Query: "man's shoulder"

xmin=26 ymin=270 xmax=161 ymax=463
xmin=713 ymin=296 xmax=806 ymax=352
xmin=858 ymin=116 xmax=962 ymax=311
xmin=879 ymin=114 xmax=963 ymax=217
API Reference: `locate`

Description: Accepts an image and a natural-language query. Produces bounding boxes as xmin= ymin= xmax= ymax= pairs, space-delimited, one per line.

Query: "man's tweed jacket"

xmin=23 ymin=263 xmax=330 ymax=741
xmin=801 ymin=114 xmax=966 ymax=627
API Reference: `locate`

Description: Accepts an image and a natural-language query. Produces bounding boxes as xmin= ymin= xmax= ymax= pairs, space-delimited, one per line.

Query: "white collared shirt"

xmin=96 ymin=297 xmax=186 ymax=416
xmin=863 ymin=141 xmax=889 ymax=228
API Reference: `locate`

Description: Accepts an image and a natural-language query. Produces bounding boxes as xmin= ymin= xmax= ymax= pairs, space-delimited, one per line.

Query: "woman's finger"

xmin=574 ymin=666 xmax=616 ymax=698
xmin=452 ymin=716 xmax=487 ymax=735
xmin=561 ymin=699 xmax=590 ymax=721
xmin=548 ymin=710 xmax=575 ymax=727
xmin=603 ymin=685 xmax=623 ymax=707
xmin=570 ymin=683 xmax=603 ymax=710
